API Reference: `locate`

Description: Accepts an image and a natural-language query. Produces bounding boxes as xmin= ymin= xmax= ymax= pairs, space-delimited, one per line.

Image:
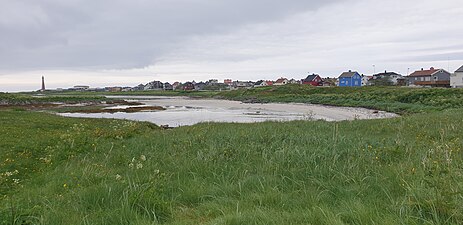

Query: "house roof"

xmin=254 ymin=80 xmax=265 ymax=85
xmin=304 ymin=74 xmax=320 ymax=82
xmin=266 ymin=81 xmax=274 ymax=85
xmin=456 ymin=65 xmax=463 ymax=73
xmin=374 ymin=71 xmax=401 ymax=77
xmin=409 ymin=67 xmax=439 ymax=77
xmin=275 ymin=78 xmax=288 ymax=83
xmin=339 ymin=71 xmax=359 ymax=78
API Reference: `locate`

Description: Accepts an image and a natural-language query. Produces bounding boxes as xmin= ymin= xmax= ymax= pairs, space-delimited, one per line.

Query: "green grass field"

xmin=1 ymin=87 xmax=463 ymax=224
xmin=1 ymin=110 xmax=463 ymax=224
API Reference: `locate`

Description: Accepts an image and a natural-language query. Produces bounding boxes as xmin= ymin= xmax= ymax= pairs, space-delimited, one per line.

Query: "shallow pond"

xmin=59 ymin=96 xmax=397 ymax=127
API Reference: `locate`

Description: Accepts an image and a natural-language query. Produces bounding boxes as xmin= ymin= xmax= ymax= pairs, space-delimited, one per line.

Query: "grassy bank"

xmin=216 ymin=85 xmax=463 ymax=114
xmin=1 ymin=109 xmax=463 ymax=224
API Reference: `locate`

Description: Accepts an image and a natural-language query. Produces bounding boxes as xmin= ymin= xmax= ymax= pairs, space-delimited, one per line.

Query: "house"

xmin=451 ymin=65 xmax=463 ymax=88
xmin=132 ymin=84 xmax=146 ymax=91
xmin=254 ymin=80 xmax=267 ymax=87
xmin=361 ymin=75 xmax=373 ymax=86
xmin=164 ymin=82 xmax=173 ymax=90
xmin=232 ymin=81 xmax=254 ymax=89
xmin=172 ymin=82 xmax=180 ymax=90
xmin=408 ymin=67 xmax=451 ymax=87
xmin=288 ymin=79 xmax=301 ymax=84
xmin=265 ymin=81 xmax=274 ymax=86
xmin=274 ymin=78 xmax=289 ymax=86
xmin=144 ymin=81 xmax=164 ymax=90
xmin=181 ymin=82 xmax=195 ymax=91
xmin=224 ymin=79 xmax=233 ymax=85
xmin=303 ymin=74 xmax=322 ymax=86
xmin=372 ymin=71 xmax=404 ymax=86
xmin=338 ymin=70 xmax=362 ymax=87
xmin=194 ymin=82 xmax=206 ymax=90
xmin=322 ymin=77 xmax=337 ymax=87
xmin=208 ymin=79 xmax=219 ymax=85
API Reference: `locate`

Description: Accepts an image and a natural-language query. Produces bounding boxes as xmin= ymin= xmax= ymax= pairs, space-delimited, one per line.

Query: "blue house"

xmin=338 ymin=70 xmax=362 ymax=87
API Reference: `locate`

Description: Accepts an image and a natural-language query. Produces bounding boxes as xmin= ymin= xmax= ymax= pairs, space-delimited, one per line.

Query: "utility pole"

xmin=448 ymin=57 xmax=450 ymax=72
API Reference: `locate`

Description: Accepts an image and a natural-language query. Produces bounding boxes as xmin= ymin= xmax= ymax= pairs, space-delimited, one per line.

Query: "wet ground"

xmin=59 ymin=96 xmax=398 ymax=127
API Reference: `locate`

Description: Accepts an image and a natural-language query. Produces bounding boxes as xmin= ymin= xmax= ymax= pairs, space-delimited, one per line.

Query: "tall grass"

xmin=1 ymin=109 xmax=462 ymax=224
xmin=216 ymin=85 xmax=463 ymax=114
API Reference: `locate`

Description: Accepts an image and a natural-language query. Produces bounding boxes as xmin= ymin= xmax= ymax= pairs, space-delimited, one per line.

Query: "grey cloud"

xmin=0 ymin=0 xmax=340 ymax=70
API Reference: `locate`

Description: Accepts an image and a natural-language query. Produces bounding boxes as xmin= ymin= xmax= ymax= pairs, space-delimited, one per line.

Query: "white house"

xmin=254 ymin=80 xmax=268 ymax=88
xmin=274 ymin=78 xmax=289 ymax=86
xmin=362 ymin=75 xmax=373 ymax=86
xmin=451 ymin=65 xmax=463 ymax=88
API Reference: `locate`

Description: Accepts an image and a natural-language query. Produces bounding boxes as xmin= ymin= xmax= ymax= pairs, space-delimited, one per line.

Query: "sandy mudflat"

xmin=126 ymin=97 xmax=395 ymax=120
xmin=60 ymin=96 xmax=398 ymax=126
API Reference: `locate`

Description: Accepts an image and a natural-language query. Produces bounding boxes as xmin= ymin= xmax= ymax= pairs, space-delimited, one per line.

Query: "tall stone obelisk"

xmin=41 ymin=76 xmax=45 ymax=92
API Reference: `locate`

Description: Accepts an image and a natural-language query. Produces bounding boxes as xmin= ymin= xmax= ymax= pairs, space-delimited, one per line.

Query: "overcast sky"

xmin=1 ymin=0 xmax=463 ymax=91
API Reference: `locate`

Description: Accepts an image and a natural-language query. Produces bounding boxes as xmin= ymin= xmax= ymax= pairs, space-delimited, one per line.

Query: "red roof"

xmin=409 ymin=67 xmax=439 ymax=77
xmin=266 ymin=81 xmax=274 ymax=86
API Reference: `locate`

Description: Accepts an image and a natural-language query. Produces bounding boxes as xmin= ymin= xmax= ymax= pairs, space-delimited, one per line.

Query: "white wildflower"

xmin=115 ymin=174 xmax=122 ymax=180
xmin=140 ymin=155 xmax=146 ymax=161
xmin=136 ymin=163 xmax=143 ymax=169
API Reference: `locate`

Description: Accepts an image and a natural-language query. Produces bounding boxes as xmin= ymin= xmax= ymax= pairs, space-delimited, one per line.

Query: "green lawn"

xmin=1 ymin=108 xmax=462 ymax=224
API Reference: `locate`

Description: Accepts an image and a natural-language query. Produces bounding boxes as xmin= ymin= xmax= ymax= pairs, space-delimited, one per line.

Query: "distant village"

xmin=44 ymin=65 xmax=463 ymax=92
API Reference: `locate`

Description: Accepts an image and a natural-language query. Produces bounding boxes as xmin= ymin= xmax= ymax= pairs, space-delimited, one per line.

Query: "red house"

xmin=303 ymin=74 xmax=323 ymax=86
